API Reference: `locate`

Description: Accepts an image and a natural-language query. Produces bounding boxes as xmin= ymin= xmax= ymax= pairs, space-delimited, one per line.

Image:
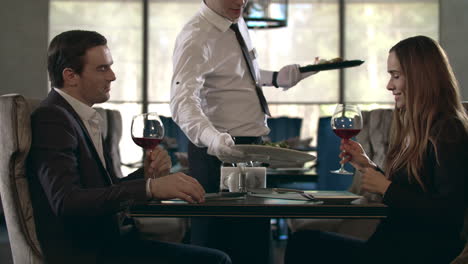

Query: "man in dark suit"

xmin=27 ymin=30 xmax=231 ymax=264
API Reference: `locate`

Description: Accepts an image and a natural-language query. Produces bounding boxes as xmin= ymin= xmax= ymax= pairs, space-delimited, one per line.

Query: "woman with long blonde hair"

xmin=285 ymin=36 xmax=468 ymax=264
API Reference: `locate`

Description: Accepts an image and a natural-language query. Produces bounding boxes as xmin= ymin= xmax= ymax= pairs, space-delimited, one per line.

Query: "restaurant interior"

xmin=0 ymin=0 xmax=467 ymax=263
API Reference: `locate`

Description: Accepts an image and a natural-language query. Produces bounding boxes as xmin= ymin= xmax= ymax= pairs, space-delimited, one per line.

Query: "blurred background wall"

xmin=0 ymin=0 xmax=49 ymax=99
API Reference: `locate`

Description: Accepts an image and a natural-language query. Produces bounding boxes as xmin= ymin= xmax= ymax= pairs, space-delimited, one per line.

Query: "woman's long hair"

xmin=384 ymin=35 xmax=468 ymax=190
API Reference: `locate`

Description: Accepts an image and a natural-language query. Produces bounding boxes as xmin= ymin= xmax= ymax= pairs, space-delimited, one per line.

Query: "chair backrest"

xmin=315 ymin=108 xmax=393 ymax=191
xmin=348 ymin=108 xmax=393 ymax=198
xmin=92 ymin=107 xmax=127 ymax=180
xmin=267 ymin=117 xmax=302 ymax=142
xmin=104 ymin=108 xmax=125 ymax=179
xmin=93 ymin=107 xmax=108 ymax=143
xmin=160 ymin=116 xmax=189 ymax=153
xmin=315 ymin=116 xmax=354 ymax=190
xmin=0 ymin=94 xmax=44 ymax=263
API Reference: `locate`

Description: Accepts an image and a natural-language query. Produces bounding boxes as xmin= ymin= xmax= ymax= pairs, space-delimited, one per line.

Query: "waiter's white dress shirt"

xmin=170 ymin=1 xmax=276 ymax=148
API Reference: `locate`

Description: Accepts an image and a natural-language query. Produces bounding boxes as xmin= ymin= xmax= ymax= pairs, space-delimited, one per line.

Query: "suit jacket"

xmin=366 ymin=117 xmax=468 ymax=264
xmin=27 ymin=90 xmax=147 ymax=263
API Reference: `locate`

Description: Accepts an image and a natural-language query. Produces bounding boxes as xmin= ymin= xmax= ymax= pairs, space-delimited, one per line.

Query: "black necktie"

xmin=230 ymin=23 xmax=271 ymax=116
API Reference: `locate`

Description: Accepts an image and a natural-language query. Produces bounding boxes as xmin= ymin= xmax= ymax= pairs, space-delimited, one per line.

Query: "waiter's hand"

xmin=275 ymin=64 xmax=317 ymax=90
xmin=207 ymin=133 xmax=244 ymax=161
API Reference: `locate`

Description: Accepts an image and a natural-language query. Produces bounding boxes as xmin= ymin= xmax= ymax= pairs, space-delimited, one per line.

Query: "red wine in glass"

xmin=330 ymin=104 xmax=363 ymax=175
xmin=333 ymin=129 xmax=361 ymax=140
xmin=132 ymin=137 xmax=162 ymax=150
xmin=131 ymin=112 xmax=164 ymax=151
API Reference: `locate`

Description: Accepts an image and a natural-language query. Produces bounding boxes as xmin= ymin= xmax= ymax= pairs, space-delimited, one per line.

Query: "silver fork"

xmin=272 ymin=188 xmax=315 ymax=200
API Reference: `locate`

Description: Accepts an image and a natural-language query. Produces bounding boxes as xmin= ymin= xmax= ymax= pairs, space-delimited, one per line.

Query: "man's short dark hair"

xmin=47 ymin=30 xmax=107 ymax=88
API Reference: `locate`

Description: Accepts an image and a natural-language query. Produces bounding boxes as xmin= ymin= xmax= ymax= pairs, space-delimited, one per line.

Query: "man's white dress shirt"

xmin=55 ymin=88 xmax=154 ymax=198
xmin=54 ymin=88 xmax=106 ymax=168
xmin=170 ymin=1 xmax=276 ymax=148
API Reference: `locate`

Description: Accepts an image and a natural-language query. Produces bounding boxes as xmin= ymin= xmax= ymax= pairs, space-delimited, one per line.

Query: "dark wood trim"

xmin=339 ymin=0 xmax=345 ymax=104
xmin=130 ymin=196 xmax=388 ymax=219
xmin=142 ymin=0 xmax=149 ymax=113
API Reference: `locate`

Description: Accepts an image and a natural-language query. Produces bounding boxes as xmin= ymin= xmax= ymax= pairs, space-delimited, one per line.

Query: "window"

xmin=345 ymin=0 xmax=439 ymax=103
xmin=50 ymin=0 xmax=144 ymax=172
xmin=49 ymin=0 xmax=439 ymax=170
xmin=256 ymin=1 xmax=340 ymax=104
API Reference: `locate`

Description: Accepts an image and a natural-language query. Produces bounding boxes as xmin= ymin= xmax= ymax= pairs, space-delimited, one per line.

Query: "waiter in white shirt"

xmin=170 ymin=0 xmax=317 ymax=263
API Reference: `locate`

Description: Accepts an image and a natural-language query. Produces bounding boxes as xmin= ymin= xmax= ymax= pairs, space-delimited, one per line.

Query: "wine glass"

xmin=131 ymin=112 xmax=164 ymax=151
xmin=236 ymin=154 xmax=270 ymax=193
xmin=330 ymin=104 xmax=363 ymax=175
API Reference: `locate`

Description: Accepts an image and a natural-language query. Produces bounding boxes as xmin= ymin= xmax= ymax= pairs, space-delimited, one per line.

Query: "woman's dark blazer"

xmin=368 ymin=117 xmax=468 ymax=264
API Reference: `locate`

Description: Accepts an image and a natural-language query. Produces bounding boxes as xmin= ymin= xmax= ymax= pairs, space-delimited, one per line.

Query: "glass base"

xmin=330 ymin=168 xmax=354 ymax=175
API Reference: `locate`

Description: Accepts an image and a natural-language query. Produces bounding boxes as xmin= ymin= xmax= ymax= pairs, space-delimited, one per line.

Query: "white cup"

xmin=220 ymin=167 xmax=267 ymax=192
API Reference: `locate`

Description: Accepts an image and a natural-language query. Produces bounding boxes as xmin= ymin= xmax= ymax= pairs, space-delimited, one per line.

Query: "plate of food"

xmin=299 ymin=58 xmax=364 ymax=73
xmin=268 ymin=167 xmax=311 ymax=173
xmin=230 ymin=144 xmax=316 ymax=165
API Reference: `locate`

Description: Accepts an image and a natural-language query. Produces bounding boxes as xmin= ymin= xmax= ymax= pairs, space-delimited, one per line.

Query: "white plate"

xmin=228 ymin=145 xmax=316 ymax=165
xmin=248 ymin=189 xmax=361 ymax=204
xmin=269 ymin=167 xmax=310 ymax=172
xmin=305 ymin=190 xmax=362 ymax=203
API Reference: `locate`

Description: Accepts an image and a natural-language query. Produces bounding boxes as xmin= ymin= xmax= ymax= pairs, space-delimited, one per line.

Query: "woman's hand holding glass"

xmin=359 ymin=168 xmax=391 ymax=195
xmin=340 ymin=140 xmax=391 ymax=195
xmin=339 ymin=139 xmax=375 ymax=171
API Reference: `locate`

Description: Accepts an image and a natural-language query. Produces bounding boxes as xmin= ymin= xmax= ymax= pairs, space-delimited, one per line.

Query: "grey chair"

xmin=103 ymin=108 xmax=124 ymax=179
xmin=0 ymin=94 xmax=188 ymax=264
xmin=0 ymin=94 xmax=44 ymax=263
xmin=289 ymin=104 xmax=468 ymax=263
xmin=288 ymin=108 xmax=393 ymax=240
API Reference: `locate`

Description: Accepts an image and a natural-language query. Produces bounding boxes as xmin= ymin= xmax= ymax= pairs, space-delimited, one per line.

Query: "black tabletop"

xmin=130 ymin=195 xmax=387 ymax=219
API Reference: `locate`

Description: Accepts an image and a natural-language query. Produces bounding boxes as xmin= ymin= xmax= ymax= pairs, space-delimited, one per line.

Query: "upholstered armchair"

xmin=0 ymin=94 xmax=44 ymax=263
xmin=288 ymin=108 xmax=393 ymax=240
xmin=0 ymin=94 xmax=189 ymax=264
xmin=289 ymin=104 xmax=468 ymax=263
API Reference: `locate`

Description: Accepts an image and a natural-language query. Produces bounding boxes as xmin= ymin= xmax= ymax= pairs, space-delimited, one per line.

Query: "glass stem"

xmin=239 ymin=170 xmax=246 ymax=193
xmin=339 ymin=150 xmax=347 ymax=171
xmin=237 ymin=164 xmax=247 ymax=193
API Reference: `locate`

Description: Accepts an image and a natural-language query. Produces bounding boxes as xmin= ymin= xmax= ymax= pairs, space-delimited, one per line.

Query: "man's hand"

xmin=144 ymin=147 xmax=171 ymax=179
xmin=207 ymin=133 xmax=244 ymax=161
xmin=360 ymin=168 xmax=391 ymax=195
xmin=150 ymin=172 xmax=205 ymax=203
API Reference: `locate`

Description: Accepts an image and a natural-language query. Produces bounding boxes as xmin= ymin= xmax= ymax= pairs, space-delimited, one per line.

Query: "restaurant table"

xmin=130 ymin=194 xmax=387 ymax=264
xmin=130 ymin=194 xmax=388 ymax=219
